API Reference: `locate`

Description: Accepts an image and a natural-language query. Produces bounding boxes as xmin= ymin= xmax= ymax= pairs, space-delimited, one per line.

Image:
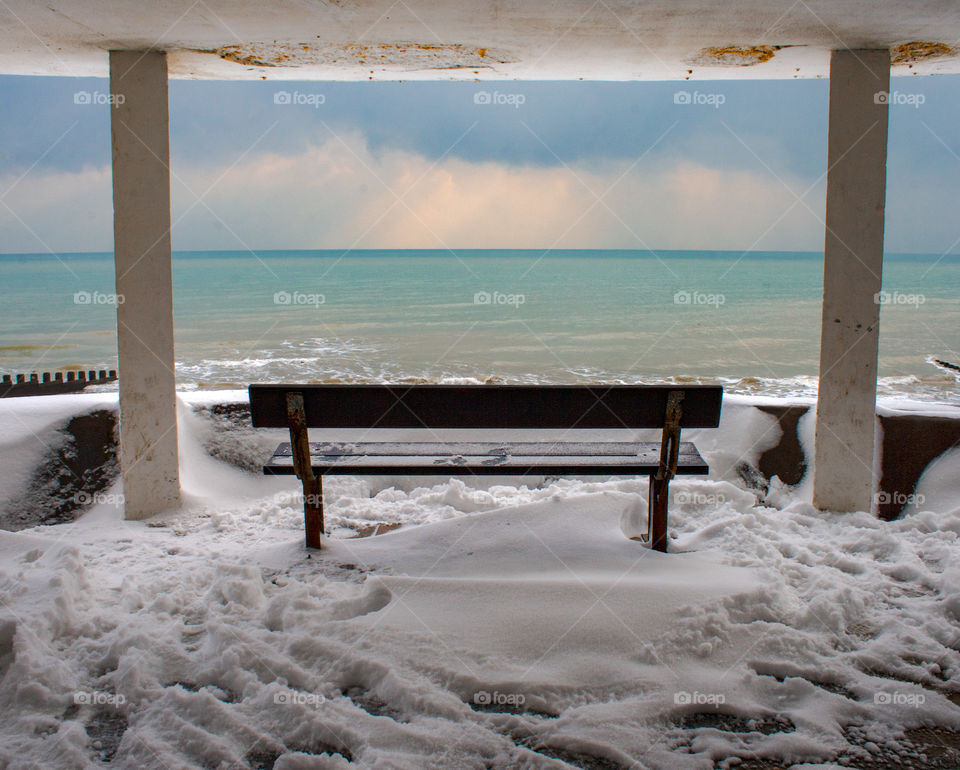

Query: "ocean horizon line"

xmin=2 ymin=248 xmax=958 ymax=261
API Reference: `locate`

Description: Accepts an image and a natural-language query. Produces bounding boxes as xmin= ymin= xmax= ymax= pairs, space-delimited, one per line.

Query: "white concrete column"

xmin=110 ymin=50 xmax=180 ymax=518
xmin=813 ymin=49 xmax=890 ymax=513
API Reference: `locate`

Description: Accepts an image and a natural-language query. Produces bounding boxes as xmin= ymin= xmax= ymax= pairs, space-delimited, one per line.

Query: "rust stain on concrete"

xmin=891 ymin=41 xmax=952 ymax=65
xmin=695 ymin=45 xmax=778 ymax=67
xmin=217 ymin=46 xmax=280 ymax=67
xmin=216 ymin=42 xmax=510 ymax=70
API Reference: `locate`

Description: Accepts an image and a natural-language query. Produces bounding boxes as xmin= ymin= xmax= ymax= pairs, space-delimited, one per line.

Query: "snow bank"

xmin=0 ymin=391 xmax=958 ymax=768
xmin=0 ymin=393 xmax=118 ymax=522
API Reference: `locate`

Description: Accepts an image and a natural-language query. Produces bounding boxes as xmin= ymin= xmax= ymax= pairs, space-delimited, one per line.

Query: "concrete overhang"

xmin=0 ymin=1 xmax=958 ymax=81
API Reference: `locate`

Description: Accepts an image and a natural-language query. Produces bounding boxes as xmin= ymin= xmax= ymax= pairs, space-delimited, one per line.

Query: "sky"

xmin=1 ymin=74 xmax=959 ymax=254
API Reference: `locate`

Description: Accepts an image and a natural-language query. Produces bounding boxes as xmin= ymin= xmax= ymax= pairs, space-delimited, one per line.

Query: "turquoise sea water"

xmin=1 ymin=249 xmax=958 ymax=400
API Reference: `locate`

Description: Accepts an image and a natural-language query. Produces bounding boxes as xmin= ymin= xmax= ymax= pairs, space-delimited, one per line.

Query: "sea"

xmin=1 ymin=249 xmax=958 ymax=402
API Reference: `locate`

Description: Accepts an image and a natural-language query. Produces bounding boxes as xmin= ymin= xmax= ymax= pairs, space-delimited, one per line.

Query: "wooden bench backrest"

xmin=249 ymin=384 xmax=723 ymax=429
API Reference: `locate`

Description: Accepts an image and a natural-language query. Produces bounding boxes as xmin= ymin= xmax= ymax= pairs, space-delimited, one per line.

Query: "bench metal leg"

xmin=647 ymin=476 xmax=669 ymax=552
xmin=644 ymin=390 xmax=685 ymax=553
xmin=303 ymin=477 xmax=324 ymax=550
xmin=286 ymin=392 xmax=324 ymax=549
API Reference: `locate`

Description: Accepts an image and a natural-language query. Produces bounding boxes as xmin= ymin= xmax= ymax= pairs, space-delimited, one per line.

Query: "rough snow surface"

xmin=0 ymin=393 xmax=957 ymax=768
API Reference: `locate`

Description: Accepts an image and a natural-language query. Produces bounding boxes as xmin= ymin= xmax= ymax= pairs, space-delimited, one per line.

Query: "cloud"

xmin=0 ymin=164 xmax=112 ymax=253
xmin=1 ymin=132 xmax=829 ymax=253
xmin=170 ymin=132 xmax=827 ymax=252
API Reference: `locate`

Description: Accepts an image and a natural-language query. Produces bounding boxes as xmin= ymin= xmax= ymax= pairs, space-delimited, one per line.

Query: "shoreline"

xmin=3 ymin=372 xmax=957 ymax=406
xmin=2 ymin=385 xmax=958 ymax=416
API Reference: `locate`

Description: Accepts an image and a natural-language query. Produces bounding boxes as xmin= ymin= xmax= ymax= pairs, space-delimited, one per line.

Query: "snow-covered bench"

xmin=248 ymin=384 xmax=722 ymax=552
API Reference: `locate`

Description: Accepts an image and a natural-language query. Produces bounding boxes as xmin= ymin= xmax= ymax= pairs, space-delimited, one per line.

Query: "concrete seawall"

xmin=757 ymin=404 xmax=960 ymax=520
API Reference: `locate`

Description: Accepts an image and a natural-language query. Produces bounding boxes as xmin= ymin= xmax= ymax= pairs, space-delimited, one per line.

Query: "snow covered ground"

xmin=0 ymin=392 xmax=959 ymax=768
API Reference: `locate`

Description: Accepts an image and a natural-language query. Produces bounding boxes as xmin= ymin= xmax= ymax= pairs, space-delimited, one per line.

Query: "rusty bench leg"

xmin=287 ymin=392 xmax=324 ymax=549
xmin=648 ymin=476 xmax=669 ymax=553
xmin=303 ymin=476 xmax=324 ymax=550
xmin=644 ymin=390 xmax=684 ymax=554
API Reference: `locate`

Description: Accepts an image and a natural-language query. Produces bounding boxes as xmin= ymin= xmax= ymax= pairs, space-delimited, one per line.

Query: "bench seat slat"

xmin=270 ymin=441 xmax=697 ymax=457
xmin=263 ymin=440 xmax=708 ymax=476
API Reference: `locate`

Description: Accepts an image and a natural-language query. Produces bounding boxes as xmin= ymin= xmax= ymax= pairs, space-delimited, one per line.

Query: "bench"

xmin=248 ymin=384 xmax=723 ymax=552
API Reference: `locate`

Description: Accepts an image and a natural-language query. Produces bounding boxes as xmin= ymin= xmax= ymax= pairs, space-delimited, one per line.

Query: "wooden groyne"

xmin=0 ymin=369 xmax=117 ymax=398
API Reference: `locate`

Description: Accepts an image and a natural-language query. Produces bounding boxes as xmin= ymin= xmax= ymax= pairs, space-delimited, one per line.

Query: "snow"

xmin=0 ymin=392 xmax=958 ymax=768
xmin=0 ymin=393 xmax=118 ymax=515
xmin=905 ymin=446 xmax=960 ymax=520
